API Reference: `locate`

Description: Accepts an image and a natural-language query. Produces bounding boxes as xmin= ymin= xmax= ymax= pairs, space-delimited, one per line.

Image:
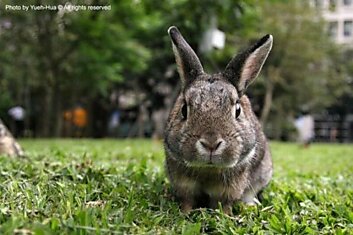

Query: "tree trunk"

xmin=41 ymin=87 xmax=53 ymax=137
xmin=260 ymin=79 xmax=274 ymax=126
xmin=260 ymin=67 xmax=280 ymax=126
xmin=53 ymin=85 xmax=63 ymax=137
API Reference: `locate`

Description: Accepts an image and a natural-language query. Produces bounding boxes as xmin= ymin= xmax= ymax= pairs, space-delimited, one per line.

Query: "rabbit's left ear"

xmin=223 ymin=35 xmax=273 ymax=96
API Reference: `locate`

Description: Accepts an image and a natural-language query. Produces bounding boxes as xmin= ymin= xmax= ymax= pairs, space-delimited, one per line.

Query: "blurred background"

xmin=1 ymin=0 xmax=353 ymax=142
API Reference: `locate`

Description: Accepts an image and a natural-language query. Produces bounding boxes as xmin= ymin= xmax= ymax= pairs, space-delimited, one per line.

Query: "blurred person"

xmin=63 ymin=109 xmax=73 ymax=137
xmin=152 ymin=109 xmax=167 ymax=140
xmin=294 ymin=110 xmax=314 ymax=148
xmin=72 ymin=105 xmax=88 ymax=137
xmin=108 ymin=109 xmax=120 ymax=137
xmin=8 ymin=105 xmax=25 ymax=138
xmin=330 ymin=127 xmax=338 ymax=142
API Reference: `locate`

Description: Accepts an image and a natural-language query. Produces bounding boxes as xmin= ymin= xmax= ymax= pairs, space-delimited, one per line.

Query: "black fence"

xmin=314 ymin=114 xmax=353 ymax=143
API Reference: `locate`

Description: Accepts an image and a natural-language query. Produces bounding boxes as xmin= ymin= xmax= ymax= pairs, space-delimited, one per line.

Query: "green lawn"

xmin=0 ymin=139 xmax=352 ymax=234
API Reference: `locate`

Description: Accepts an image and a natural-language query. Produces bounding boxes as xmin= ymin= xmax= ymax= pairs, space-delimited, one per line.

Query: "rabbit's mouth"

xmin=185 ymin=155 xmax=239 ymax=168
xmin=185 ymin=160 xmax=238 ymax=168
xmin=184 ymin=138 xmax=238 ymax=168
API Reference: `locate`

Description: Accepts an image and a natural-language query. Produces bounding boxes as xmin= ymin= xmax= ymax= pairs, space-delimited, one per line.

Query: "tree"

xmin=0 ymin=0 xmax=348 ymax=139
xmin=234 ymin=0 xmax=348 ymax=138
xmin=0 ymin=0 xmax=152 ymax=137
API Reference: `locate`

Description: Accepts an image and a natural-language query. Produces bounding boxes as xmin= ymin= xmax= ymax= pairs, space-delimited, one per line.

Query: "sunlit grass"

xmin=0 ymin=139 xmax=352 ymax=234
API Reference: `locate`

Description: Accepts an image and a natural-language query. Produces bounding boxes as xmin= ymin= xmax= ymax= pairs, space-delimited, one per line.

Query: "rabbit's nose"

xmin=199 ymin=138 xmax=225 ymax=153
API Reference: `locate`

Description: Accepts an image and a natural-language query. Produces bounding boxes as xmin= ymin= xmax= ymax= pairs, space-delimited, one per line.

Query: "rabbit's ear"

xmin=168 ymin=26 xmax=204 ymax=87
xmin=223 ymin=35 xmax=273 ymax=96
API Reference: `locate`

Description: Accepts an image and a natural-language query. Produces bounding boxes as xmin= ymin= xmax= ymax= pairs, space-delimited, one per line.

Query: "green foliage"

xmin=259 ymin=1 xmax=346 ymax=110
xmin=0 ymin=0 xmax=350 ymax=137
xmin=230 ymin=0 xmax=349 ymax=138
xmin=0 ymin=140 xmax=352 ymax=234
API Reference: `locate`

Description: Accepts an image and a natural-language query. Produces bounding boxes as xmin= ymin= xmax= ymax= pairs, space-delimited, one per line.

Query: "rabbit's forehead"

xmin=185 ymin=79 xmax=238 ymax=108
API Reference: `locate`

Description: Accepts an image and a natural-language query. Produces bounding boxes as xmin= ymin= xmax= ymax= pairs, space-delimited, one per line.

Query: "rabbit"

xmin=164 ymin=26 xmax=273 ymax=214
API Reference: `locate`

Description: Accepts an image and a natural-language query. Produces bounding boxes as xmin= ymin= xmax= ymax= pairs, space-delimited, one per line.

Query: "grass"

xmin=0 ymin=139 xmax=352 ymax=234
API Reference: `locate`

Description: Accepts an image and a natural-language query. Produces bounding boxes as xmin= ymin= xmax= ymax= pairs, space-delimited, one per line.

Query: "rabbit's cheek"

xmin=221 ymin=148 xmax=241 ymax=167
xmin=179 ymin=135 xmax=199 ymax=162
xmin=238 ymin=145 xmax=257 ymax=166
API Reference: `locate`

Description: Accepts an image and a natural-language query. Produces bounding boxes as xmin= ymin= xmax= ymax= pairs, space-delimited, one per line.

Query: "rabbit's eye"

xmin=181 ymin=103 xmax=187 ymax=120
xmin=235 ymin=101 xmax=241 ymax=119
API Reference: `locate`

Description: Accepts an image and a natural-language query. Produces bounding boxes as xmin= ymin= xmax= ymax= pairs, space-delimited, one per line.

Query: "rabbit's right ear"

xmin=168 ymin=26 xmax=204 ymax=88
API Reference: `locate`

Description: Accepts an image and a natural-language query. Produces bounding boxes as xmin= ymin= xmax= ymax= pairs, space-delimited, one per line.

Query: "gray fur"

xmin=164 ymin=26 xmax=273 ymax=214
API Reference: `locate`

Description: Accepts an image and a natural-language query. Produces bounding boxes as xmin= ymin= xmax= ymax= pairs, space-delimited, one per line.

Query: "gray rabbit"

xmin=164 ymin=26 xmax=273 ymax=214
